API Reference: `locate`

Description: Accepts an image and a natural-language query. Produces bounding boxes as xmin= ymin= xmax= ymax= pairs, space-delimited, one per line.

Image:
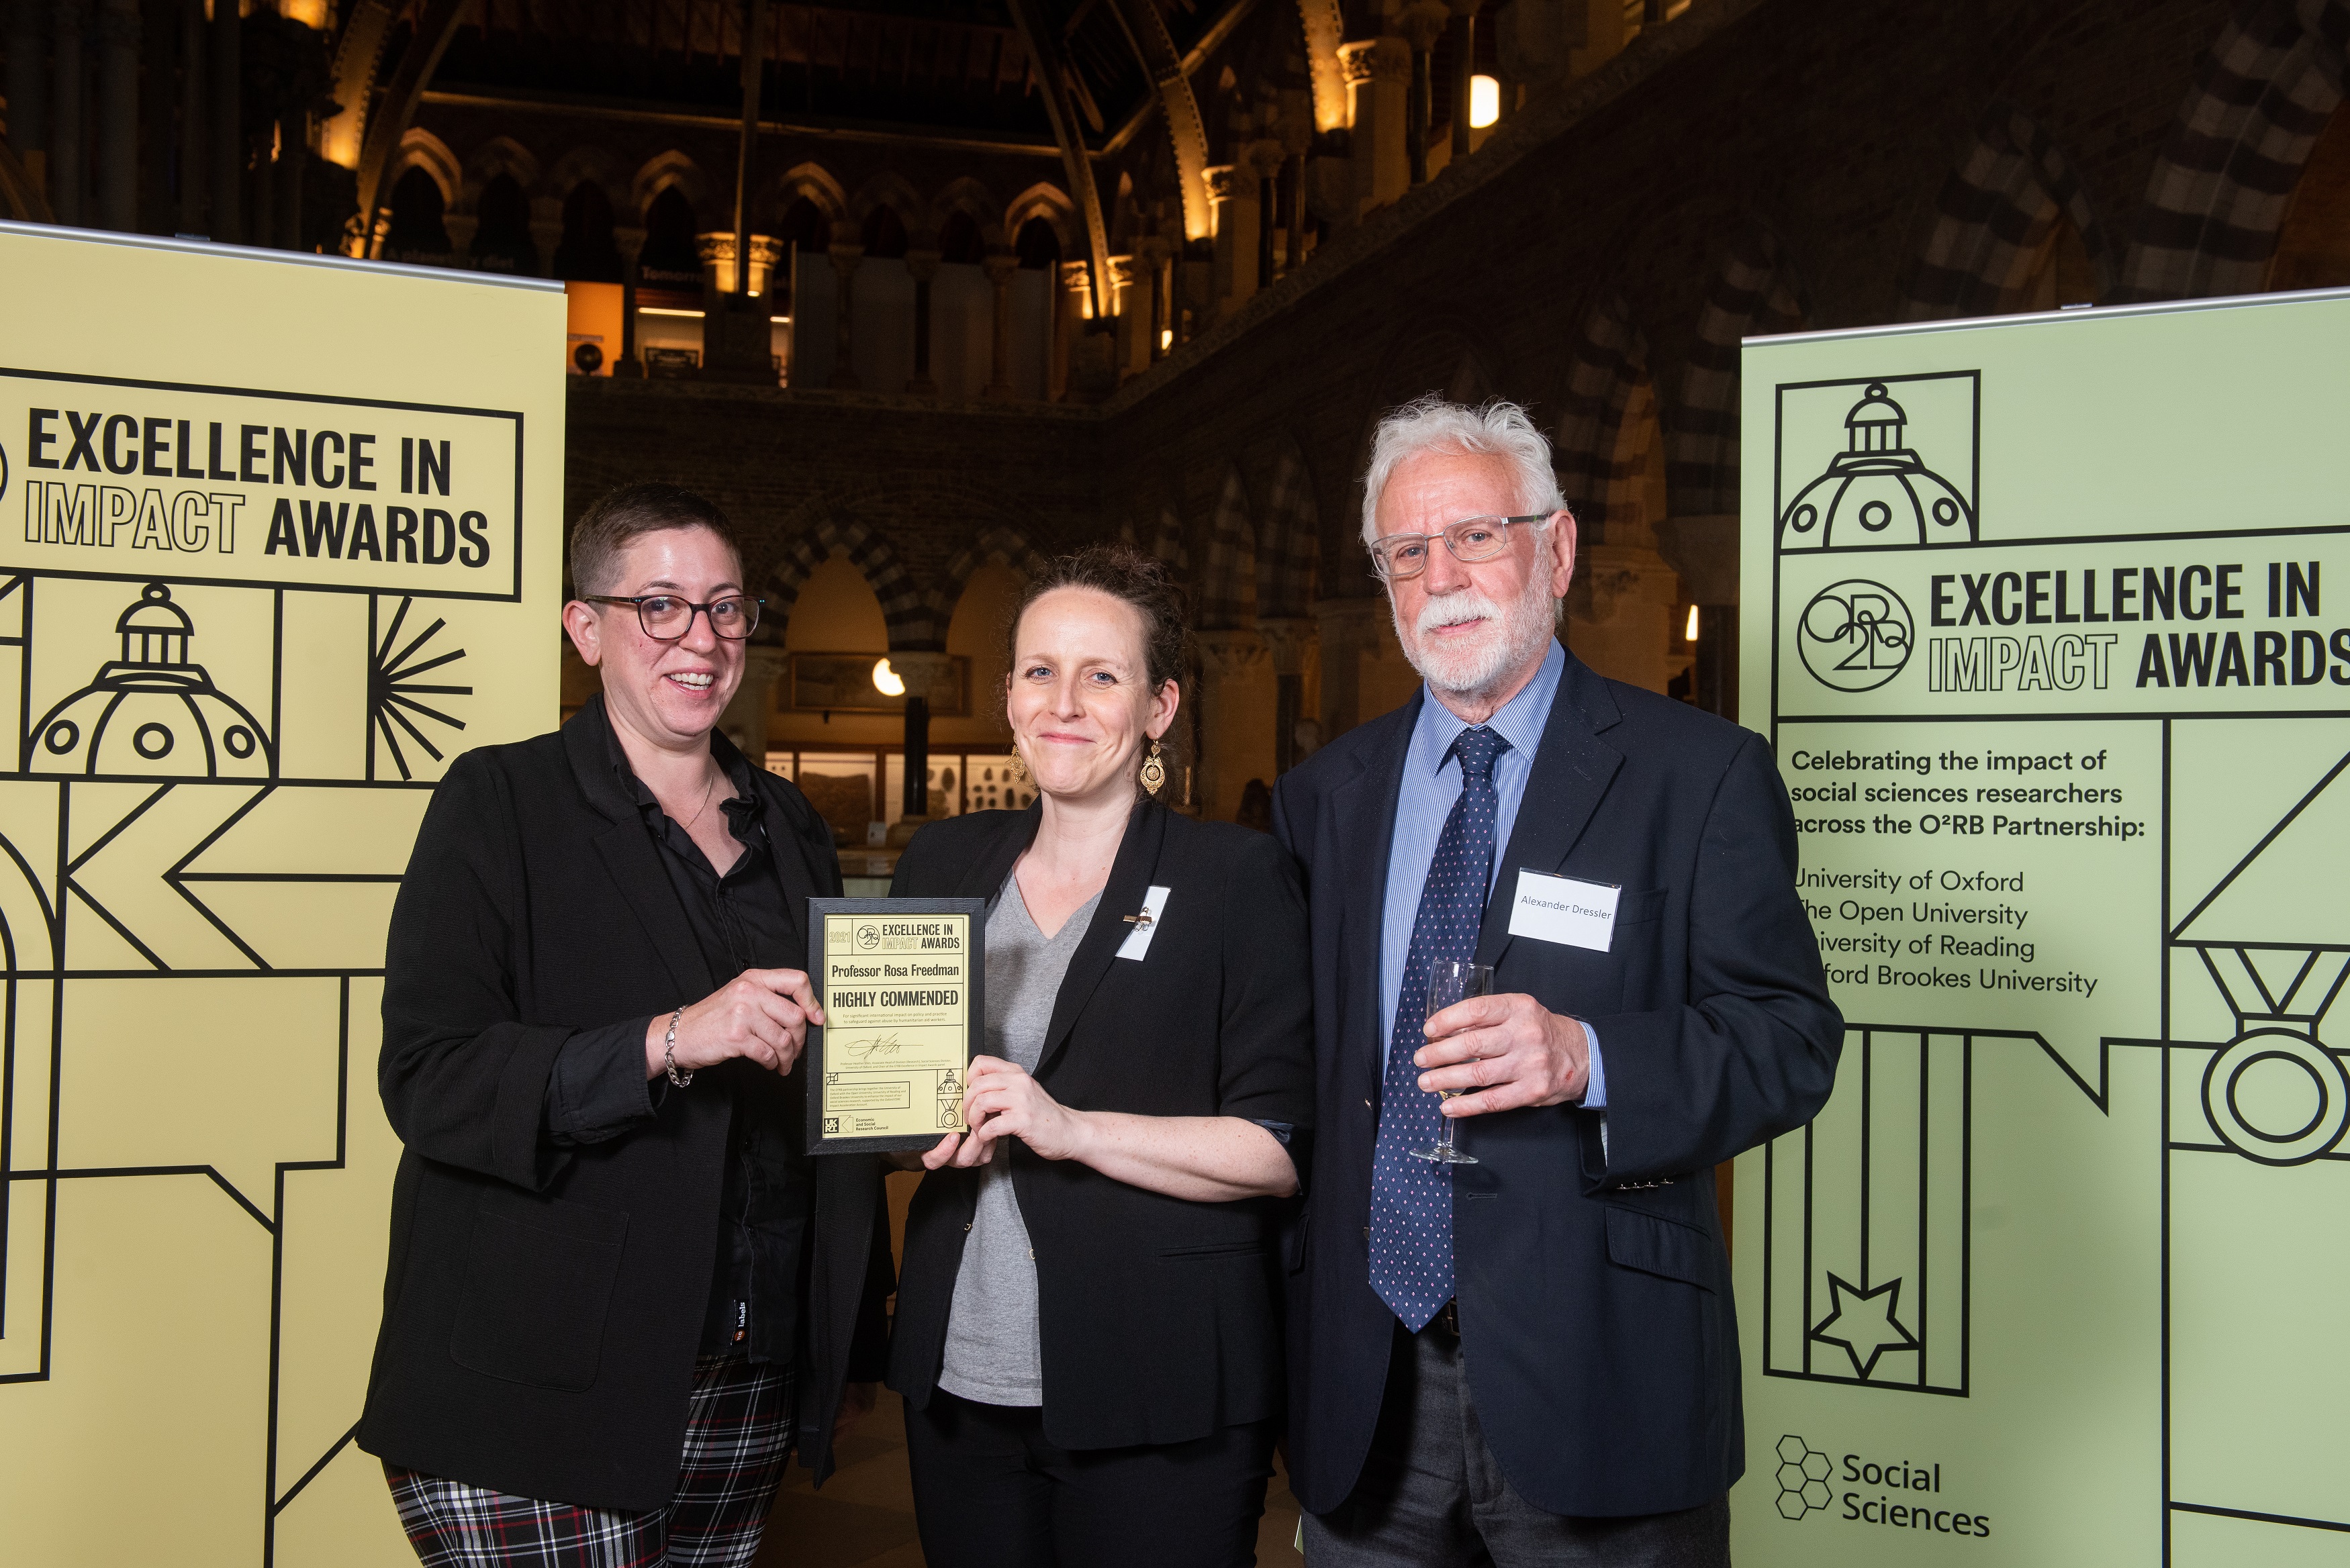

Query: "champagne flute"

xmin=1411 ymin=958 xmax=1492 ymax=1165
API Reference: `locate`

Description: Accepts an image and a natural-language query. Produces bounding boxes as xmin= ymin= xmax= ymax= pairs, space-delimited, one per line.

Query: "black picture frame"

xmin=804 ymin=895 xmax=986 ymax=1155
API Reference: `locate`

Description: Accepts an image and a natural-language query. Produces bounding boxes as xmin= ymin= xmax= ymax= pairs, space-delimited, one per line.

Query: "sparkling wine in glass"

xmin=1412 ymin=959 xmax=1492 ymax=1165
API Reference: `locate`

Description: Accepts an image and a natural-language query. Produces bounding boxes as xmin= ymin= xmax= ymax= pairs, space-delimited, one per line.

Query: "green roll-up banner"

xmin=1732 ymin=291 xmax=2350 ymax=1565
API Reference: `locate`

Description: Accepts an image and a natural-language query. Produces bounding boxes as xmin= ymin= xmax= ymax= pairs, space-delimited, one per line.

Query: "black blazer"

xmin=357 ymin=697 xmax=890 ymax=1511
xmin=886 ymin=796 xmax=1314 ymax=1449
xmin=1273 ymin=648 xmax=1842 ymax=1519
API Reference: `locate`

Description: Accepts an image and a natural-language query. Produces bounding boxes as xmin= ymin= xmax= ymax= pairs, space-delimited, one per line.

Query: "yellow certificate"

xmin=807 ymin=897 xmax=984 ymax=1153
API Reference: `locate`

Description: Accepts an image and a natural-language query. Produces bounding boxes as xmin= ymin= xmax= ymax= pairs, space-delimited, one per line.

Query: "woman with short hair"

xmin=889 ymin=543 xmax=1314 ymax=1568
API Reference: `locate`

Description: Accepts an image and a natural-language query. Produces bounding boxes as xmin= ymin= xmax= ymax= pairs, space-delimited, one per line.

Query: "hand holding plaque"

xmin=806 ymin=898 xmax=986 ymax=1154
xmin=645 ymin=967 xmax=825 ymax=1081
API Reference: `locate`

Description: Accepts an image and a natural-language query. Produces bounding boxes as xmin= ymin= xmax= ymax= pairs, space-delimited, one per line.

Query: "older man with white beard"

xmin=1272 ymin=397 xmax=1841 ymax=1567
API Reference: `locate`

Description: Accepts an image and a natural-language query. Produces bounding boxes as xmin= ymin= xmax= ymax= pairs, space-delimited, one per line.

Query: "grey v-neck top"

xmin=937 ymin=872 xmax=1103 ymax=1406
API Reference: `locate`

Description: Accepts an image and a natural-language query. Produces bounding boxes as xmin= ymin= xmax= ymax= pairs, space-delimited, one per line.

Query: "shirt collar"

xmin=601 ymin=714 xmax=765 ymax=838
xmin=1414 ymin=638 xmax=1566 ymax=775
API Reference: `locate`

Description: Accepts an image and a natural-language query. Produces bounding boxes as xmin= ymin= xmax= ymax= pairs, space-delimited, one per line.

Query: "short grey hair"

xmin=1358 ymin=395 xmax=1569 ymax=550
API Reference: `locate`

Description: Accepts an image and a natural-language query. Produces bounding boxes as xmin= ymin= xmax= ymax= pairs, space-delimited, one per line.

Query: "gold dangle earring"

xmin=1006 ymin=748 xmax=1029 ymax=785
xmin=1140 ymin=738 xmax=1167 ymax=795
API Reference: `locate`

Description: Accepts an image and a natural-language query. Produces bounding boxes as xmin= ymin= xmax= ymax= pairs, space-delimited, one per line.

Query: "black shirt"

xmin=542 ymin=726 xmax=818 ymax=1363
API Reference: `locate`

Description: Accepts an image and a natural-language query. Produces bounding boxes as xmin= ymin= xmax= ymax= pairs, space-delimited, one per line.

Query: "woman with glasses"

xmin=886 ymin=544 xmax=1313 ymax=1568
xmin=358 ymin=483 xmax=891 ymax=1568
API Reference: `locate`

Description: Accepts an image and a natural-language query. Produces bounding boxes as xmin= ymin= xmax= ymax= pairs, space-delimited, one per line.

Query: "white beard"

xmin=1393 ymin=570 xmax=1560 ymax=701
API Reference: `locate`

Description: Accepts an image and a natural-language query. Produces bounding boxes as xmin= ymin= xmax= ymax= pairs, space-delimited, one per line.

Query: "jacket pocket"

xmin=1613 ymin=887 xmax=1668 ymax=927
xmin=449 ymin=1187 xmax=628 ymax=1391
xmin=1603 ymin=1205 xmax=1715 ymax=1293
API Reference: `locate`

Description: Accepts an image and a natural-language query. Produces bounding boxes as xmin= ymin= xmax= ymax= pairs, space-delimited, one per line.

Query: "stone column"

xmin=1314 ymin=595 xmax=1406 ymax=738
xmin=1448 ymin=0 xmax=1480 ymax=162
xmin=50 ymin=0 xmax=84 ymax=226
xmin=1194 ymin=628 xmax=1272 ymax=822
xmin=746 ymin=236 xmax=782 ymax=296
xmin=1397 ymin=2 xmax=1448 ymax=185
xmin=1246 ymin=139 xmax=1285 ymax=289
xmin=97 ymin=0 xmax=135 ymax=230
xmin=905 ymin=248 xmax=940 ymax=395
xmin=1137 ymin=235 xmax=1172 ymax=362
xmin=274 ymin=109 xmax=306 ymax=249
xmin=1258 ymin=616 xmax=1317 ymax=775
xmin=1652 ymin=513 xmax=1740 ymax=717
xmin=719 ymin=646 xmax=786 ymax=763
xmin=981 ymin=251 xmax=1017 ymax=399
xmin=886 ymin=652 xmax=955 ymax=827
xmin=443 ymin=209 xmax=479 ymax=260
xmin=1053 ymin=258 xmax=1088 ymax=402
xmin=695 ymin=230 xmax=735 ymax=295
xmin=614 ymin=224 xmax=646 ymax=377
xmin=1108 ymin=252 xmax=1148 ymax=379
xmin=9 ymin=0 xmax=49 ymax=198
xmin=1336 ymin=38 xmax=1409 ymax=218
xmin=528 ymin=195 xmax=564 ymax=277
xmin=1203 ymin=163 xmax=1256 ymax=314
xmin=175 ymin=0 xmax=202 ymax=233
xmin=827 ymin=226 xmax=863 ymax=389
xmin=207 ymin=0 xmax=238 ymax=242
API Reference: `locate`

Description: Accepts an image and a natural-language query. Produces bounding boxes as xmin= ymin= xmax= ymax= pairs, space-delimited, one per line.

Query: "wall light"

xmin=872 ymin=658 xmax=905 ymax=697
xmin=1160 ymin=328 xmax=1174 ymax=350
xmin=769 ymin=315 xmax=792 ymax=324
xmin=640 ymin=306 xmax=705 ymax=318
xmin=1685 ymin=604 xmax=1701 ymax=642
xmin=1470 ymin=75 xmax=1501 ymax=130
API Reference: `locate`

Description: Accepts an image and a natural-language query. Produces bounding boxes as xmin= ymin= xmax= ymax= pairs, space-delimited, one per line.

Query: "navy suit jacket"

xmin=1272 ymin=646 xmax=1842 ymax=1519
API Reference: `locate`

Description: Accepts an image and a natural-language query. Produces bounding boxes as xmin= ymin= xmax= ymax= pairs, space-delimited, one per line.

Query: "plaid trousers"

xmin=385 ymin=1354 xmax=794 ymax=1568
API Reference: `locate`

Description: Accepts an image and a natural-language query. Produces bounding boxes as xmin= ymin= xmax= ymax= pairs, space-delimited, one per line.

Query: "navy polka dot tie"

xmin=1368 ymin=725 xmax=1509 ymax=1331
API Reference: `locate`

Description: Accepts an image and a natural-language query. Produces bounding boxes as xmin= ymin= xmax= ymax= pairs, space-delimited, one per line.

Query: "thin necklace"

xmin=679 ymin=767 xmax=719 ymax=832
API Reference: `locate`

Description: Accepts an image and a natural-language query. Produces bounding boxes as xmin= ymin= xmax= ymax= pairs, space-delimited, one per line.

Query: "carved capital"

xmin=828 ymin=242 xmax=865 ymax=278
xmin=1397 ymin=3 xmax=1451 ymax=51
xmin=1337 ymin=36 xmax=1411 ymax=86
xmin=905 ymin=248 xmax=941 ymax=283
xmin=1201 ymin=164 xmax=1241 ymax=204
xmin=1257 ymin=616 xmax=1317 ymax=675
xmin=982 ymin=252 xmax=1019 ymax=285
xmin=614 ymin=226 xmax=647 ymax=268
xmin=1060 ymin=259 xmax=1093 ymax=296
xmin=1195 ymin=628 xmax=1270 ymax=679
xmin=1244 ymin=139 xmax=1289 ymax=180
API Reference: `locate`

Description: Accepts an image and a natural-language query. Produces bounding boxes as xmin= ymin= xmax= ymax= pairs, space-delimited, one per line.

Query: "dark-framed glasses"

xmin=582 ymin=594 xmax=763 ymax=640
xmin=1370 ymin=515 xmax=1549 ymax=581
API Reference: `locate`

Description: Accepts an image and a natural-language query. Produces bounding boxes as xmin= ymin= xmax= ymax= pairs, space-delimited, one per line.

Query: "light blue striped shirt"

xmin=1378 ymin=639 xmax=1606 ymax=1105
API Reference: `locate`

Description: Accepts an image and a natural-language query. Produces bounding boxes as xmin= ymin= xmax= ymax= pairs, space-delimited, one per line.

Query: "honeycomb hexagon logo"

xmin=1774 ymin=1434 xmax=1834 ymax=1520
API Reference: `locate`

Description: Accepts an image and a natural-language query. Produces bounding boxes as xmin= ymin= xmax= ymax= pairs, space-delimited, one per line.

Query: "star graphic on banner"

xmin=1809 ymin=1273 xmax=1919 ymax=1378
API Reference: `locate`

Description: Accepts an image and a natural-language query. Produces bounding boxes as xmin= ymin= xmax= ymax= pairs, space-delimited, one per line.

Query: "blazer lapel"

xmin=1033 ymin=797 xmax=1168 ymax=1079
xmin=1473 ymin=654 xmax=1624 ymax=969
xmin=958 ymin=801 xmax=1041 ymax=903
xmin=1336 ymin=694 xmax=1418 ymax=1110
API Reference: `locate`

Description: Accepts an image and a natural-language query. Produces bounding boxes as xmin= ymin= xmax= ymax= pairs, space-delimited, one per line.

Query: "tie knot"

xmin=1451 ymin=726 xmax=1509 ymax=787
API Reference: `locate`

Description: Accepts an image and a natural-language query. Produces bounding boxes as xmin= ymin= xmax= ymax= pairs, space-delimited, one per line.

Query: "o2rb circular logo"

xmin=1798 ymin=579 xmax=1914 ymax=693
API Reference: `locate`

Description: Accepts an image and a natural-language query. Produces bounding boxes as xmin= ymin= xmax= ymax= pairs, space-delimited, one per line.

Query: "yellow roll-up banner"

xmin=0 ymin=222 xmax=564 ymax=1565
xmin=1736 ymin=290 xmax=2350 ymax=1565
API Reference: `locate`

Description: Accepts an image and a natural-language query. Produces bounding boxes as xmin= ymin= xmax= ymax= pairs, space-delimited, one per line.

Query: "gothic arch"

xmin=353 ymin=0 xmax=469 ymax=247
xmin=545 ymin=145 xmax=627 ymax=209
xmin=1898 ymin=99 xmax=2120 ymax=320
xmin=931 ymin=524 xmax=1052 ymax=635
xmin=631 ymin=152 xmax=717 ymax=227
xmin=1670 ymin=224 xmax=1809 ymax=518
xmin=2120 ymin=0 xmax=2350 ymax=301
xmin=1297 ymin=0 xmax=1349 ymax=132
xmin=1147 ymin=492 xmax=1191 ymax=577
xmin=775 ymin=162 xmax=847 ymax=223
xmin=1552 ymin=291 xmax=1656 ymax=545
xmin=1005 ymin=183 xmax=1076 ymax=254
xmin=765 ymin=506 xmax=929 ymax=650
xmin=930 ymin=177 xmax=1007 ymax=247
xmin=388 ymin=129 xmax=461 ymax=209
xmin=849 ymin=171 xmax=929 ymax=230
xmin=1257 ymin=438 xmax=1320 ymax=619
xmin=1199 ymin=464 xmax=1258 ymax=630
xmin=459 ymin=136 xmax=541 ymax=212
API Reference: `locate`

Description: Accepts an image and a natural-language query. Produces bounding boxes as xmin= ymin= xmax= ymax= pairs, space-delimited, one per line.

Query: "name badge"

xmin=1115 ymin=885 xmax=1172 ymax=961
xmin=1507 ymin=869 xmax=1620 ymax=952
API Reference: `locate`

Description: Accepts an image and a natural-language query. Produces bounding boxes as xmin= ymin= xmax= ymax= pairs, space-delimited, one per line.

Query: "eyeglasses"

xmin=1370 ymin=515 xmax=1549 ymax=581
xmin=582 ymin=594 xmax=763 ymax=640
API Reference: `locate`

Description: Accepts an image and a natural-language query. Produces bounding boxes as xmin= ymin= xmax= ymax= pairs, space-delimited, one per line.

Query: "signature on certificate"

xmin=843 ymin=1032 xmax=905 ymax=1063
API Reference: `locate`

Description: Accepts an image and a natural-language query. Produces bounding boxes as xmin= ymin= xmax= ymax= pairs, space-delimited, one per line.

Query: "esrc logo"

xmin=1772 ymin=1436 xmax=1995 ymax=1540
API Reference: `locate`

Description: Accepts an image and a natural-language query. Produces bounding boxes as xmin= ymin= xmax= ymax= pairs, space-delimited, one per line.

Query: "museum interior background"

xmin=7 ymin=0 xmax=2350 ymax=1561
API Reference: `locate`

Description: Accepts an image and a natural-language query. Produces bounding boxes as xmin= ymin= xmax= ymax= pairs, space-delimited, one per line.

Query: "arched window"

xmin=472 ymin=173 xmax=536 ymax=274
xmin=383 ymin=166 xmax=451 ymax=259
xmin=553 ymin=182 xmax=624 ymax=282
xmin=938 ymin=209 xmax=985 ymax=264
xmin=777 ymin=195 xmax=831 ymax=254
xmin=861 ymin=203 xmax=909 ymax=259
xmin=1015 ymin=215 xmax=1061 ymax=270
xmin=637 ymin=185 xmax=702 ymax=285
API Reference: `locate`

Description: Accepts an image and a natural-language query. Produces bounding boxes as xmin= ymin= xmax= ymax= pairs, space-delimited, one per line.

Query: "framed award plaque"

xmin=806 ymin=897 xmax=985 ymax=1155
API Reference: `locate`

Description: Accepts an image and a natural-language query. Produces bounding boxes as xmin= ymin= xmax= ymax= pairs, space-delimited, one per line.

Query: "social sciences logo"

xmin=1773 ymin=1435 xmax=1995 ymax=1540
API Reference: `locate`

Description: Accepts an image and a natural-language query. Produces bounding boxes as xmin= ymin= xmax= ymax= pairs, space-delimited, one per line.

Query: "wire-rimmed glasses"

xmin=1370 ymin=515 xmax=1549 ymax=581
xmin=1412 ymin=959 xmax=1493 ymax=1166
xmin=581 ymin=594 xmax=763 ymax=640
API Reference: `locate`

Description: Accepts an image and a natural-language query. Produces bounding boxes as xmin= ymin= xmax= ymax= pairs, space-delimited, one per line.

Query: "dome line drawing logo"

xmin=1776 ymin=373 xmax=1979 ymax=552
